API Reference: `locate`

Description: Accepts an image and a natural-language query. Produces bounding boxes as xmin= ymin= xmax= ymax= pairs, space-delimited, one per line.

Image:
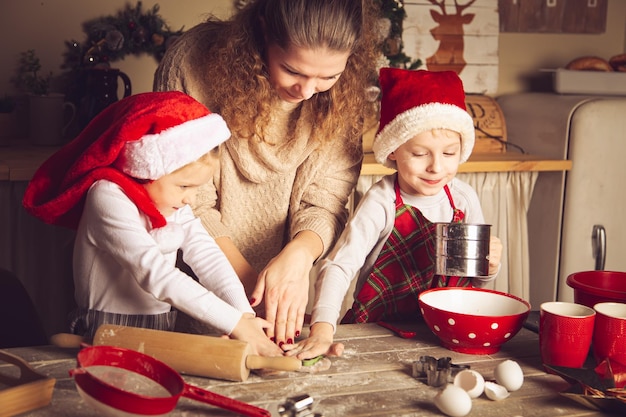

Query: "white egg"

xmin=433 ymin=384 xmax=472 ymax=417
xmin=484 ymin=381 xmax=511 ymax=401
xmin=453 ymin=369 xmax=485 ymax=398
xmin=493 ymin=359 xmax=524 ymax=391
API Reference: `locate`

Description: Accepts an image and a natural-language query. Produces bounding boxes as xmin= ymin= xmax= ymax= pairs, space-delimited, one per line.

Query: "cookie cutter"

xmin=412 ymin=355 xmax=470 ymax=387
xmin=278 ymin=394 xmax=323 ymax=417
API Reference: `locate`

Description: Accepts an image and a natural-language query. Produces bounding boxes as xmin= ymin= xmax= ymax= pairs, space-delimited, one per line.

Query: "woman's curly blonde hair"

xmin=200 ymin=0 xmax=381 ymax=147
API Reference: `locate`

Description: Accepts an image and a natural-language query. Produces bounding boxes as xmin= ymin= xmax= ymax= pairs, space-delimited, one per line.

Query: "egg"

xmin=494 ymin=359 xmax=524 ymax=391
xmin=433 ymin=384 xmax=472 ymax=417
xmin=484 ymin=381 xmax=511 ymax=401
xmin=453 ymin=369 xmax=485 ymax=398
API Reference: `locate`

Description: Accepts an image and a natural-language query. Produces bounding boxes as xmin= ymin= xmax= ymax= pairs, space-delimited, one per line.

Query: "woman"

xmin=154 ymin=0 xmax=381 ymax=347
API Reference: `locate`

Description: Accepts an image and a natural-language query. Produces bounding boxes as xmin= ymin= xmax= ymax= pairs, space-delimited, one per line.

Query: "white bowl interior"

xmin=594 ymin=302 xmax=626 ymax=318
xmin=420 ymin=289 xmax=528 ymax=316
xmin=541 ymin=301 xmax=595 ymax=318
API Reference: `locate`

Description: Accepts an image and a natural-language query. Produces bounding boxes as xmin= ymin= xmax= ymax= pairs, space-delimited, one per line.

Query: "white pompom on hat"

xmin=372 ymin=68 xmax=475 ymax=169
xmin=23 ymin=91 xmax=230 ymax=230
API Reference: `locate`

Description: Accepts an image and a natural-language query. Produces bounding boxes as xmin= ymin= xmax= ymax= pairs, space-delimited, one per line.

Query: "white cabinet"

xmin=497 ymin=93 xmax=626 ymax=307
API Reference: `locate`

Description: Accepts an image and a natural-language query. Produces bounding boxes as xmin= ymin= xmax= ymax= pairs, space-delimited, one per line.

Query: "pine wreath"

xmin=62 ymin=1 xmax=183 ymax=70
xmin=376 ymin=0 xmax=421 ymax=70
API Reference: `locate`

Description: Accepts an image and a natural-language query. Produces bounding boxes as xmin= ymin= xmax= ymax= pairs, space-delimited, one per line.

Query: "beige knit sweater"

xmin=154 ymin=23 xmax=362 ymax=272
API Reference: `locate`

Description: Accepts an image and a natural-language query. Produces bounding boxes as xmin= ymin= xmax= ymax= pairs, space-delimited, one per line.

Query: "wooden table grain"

xmin=0 ymin=323 xmax=605 ymax=416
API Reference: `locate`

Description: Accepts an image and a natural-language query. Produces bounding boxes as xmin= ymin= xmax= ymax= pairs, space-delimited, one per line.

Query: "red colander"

xmin=70 ymin=345 xmax=270 ymax=417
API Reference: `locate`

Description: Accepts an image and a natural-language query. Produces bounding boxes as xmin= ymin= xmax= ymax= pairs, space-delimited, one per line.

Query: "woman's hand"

xmin=229 ymin=313 xmax=284 ymax=357
xmin=282 ymin=322 xmax=344 ymax=360
xmin=250 ymin=231 xmax=323 ymax=346
xmin=488 ymin=236 xmax=503 ymax=276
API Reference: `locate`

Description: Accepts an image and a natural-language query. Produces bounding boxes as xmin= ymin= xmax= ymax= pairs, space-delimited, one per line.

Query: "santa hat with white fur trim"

xmin=23 ymin=91 xmax=230 ymax=230
xmin=372 ymin=68 xmax=475 ymax=169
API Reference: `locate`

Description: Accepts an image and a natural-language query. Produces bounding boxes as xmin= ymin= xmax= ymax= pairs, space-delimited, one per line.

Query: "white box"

xmin=551 ymin=69 xmax=626 ymax=96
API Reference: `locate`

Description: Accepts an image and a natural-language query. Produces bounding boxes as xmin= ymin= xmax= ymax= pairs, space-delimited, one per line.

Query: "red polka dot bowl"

xmin=418 ymin=287 xmax=531 ymax=355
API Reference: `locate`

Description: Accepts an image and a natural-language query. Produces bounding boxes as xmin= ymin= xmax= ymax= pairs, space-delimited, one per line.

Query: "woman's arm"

xmin=252 ymin=230 xmax=323 ymax=343
xmin=289 ymin=138 xmax=363 ymax=258
xmin=282 ymin=178 xmax=395 ymax=357
xmin=214 ymin=236 xmax=259 ymax=297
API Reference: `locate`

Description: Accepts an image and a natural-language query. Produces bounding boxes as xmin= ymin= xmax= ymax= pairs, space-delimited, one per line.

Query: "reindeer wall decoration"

xmin=425 ymin=0 xmax=476 ymax=74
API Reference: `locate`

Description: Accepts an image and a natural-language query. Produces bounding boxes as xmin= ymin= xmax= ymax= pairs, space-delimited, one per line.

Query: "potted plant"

xmin=12 ymin=49 xmax=75 ymax=146
xmin=13 ymin=49 xmax=52 ymax=96
xmin=0 ymin=95 xmax=18 ymax=145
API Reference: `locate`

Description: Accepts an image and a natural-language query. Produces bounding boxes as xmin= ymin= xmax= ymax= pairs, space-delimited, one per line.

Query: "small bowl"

xmin=566 ymin=271 xmax=626 ymax=309
xmin=418 ymin=287 xmax=531 ymax=354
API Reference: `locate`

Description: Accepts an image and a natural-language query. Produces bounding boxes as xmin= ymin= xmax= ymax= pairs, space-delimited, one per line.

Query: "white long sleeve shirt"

xmin=73 ymin=180 xmax=254 ymax=335
xmin=311 ymin=175 xmax=489 ymax=330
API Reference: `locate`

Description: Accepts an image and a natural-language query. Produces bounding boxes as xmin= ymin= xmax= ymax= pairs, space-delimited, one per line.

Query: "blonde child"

xmin=23 ymin=91 xmax=283 ymax=357
xmin=284 ymin=68 xmax=503 ymax=359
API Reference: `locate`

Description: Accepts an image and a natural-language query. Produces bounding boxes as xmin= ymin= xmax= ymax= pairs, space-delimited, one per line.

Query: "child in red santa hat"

xmin=283 ymin=68 xmax=503 ymax=359
xmin=23 ymin=91 xmax=283 ymax=357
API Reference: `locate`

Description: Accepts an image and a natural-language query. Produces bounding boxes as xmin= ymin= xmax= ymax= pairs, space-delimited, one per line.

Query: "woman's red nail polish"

xmin=249 ymin=297 xmax=256 ymax=304
xmin=295 ymin=331 xmax=300 ymax=338
xmin=287 ymin=338 xmax=293 ymax=344
xmin=270 ymin=337 xmax=276 ymax=342
xmin=279 ymin=341 xmax=284 ymax=348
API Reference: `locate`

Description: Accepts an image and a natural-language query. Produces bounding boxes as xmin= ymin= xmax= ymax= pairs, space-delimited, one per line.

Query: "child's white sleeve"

xmin=176 ymin=206 xmax=254 ymax=315
xmin=311 ymin=178 xmax=394 ymax=330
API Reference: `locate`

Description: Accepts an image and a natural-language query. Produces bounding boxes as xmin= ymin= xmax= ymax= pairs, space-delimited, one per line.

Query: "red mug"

xmin=592 ymin=302 xmax=626 ymax=365
xmin=540 ymin=301 xmax=595 ymax=368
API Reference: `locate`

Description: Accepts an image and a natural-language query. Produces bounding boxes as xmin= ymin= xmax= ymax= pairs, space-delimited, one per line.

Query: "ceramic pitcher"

xmin=29 ymin=94 xmax=76 ymax=146
xmin=76 ymin=68 xmax=132 ymax=129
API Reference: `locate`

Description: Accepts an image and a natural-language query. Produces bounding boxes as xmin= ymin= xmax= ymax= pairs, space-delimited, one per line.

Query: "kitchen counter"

xmin=0 ymin=145 xmax=571 ymax=181
xmin=0 ymin=322 xmax=603 ymax=417
xmin=0 ymin=144 xmax=59 ymax=181
xmin=361 ymin=152 xmax=572 ymax=176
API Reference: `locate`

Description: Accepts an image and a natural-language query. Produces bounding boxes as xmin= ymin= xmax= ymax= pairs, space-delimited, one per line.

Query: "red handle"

xmin=183 ymin=383 xmax=270 ymax=417
xmin=377 ymin=321 xmax=417 ymax=338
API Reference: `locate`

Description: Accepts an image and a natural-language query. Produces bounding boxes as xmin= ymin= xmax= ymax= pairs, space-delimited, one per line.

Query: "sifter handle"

xmin=183 ymin=384 xmax=271 ymax=417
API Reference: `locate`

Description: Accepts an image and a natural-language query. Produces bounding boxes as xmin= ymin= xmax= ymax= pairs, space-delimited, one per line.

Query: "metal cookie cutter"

xmin=278 ymin=394 xmax=323 ymax=417
xmin=412 ymin=355 xmax=470 ymax=387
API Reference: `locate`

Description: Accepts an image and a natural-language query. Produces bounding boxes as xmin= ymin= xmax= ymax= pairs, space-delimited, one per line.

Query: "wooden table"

xmin=1 ymin=322 xmax=604 ymax=417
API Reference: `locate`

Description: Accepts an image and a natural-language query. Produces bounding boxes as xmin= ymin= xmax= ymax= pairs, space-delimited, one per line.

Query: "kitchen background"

xmin=1 ymin=0 xmax=626 ymax=337
xmin=1 ymin=0 xmax=625 ymax=97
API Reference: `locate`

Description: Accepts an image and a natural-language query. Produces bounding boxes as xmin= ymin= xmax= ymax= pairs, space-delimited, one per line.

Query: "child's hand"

xmin=488 ymin=236 xmax=503 ymax=276
xmin=282 ymin=322 xmax=344 ymax=360
xmin=230 ymin=313 xmax=284 ymax=357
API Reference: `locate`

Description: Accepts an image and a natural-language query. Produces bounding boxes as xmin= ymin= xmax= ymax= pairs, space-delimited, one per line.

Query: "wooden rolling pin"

xmin=52 ymin=325 xmax=301 ymax=382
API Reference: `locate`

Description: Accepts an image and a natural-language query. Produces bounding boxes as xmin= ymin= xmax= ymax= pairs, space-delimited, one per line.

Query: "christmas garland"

xmin=61 ymin=1 xmax=417 ymax=71
xmin=62 ymin=1 xmax=183 ymax=70
xmin=376 ymin=0 xmax=421 ymax=70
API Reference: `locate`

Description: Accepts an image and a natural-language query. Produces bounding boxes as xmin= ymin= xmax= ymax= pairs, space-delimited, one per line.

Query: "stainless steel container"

xmin=435 ymin=223 xmax=491 ymax=277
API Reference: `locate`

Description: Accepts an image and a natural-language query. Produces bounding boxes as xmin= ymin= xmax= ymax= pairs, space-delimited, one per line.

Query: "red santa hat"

xmin=23 ymin=91 xmax=230 ymax=230
xmin=372 ymin=68 xmax=475 ymax=169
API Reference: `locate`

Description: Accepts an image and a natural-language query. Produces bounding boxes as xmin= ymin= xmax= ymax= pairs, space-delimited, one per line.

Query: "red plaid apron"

xmin=341 ymin=179 xmax=471 ymax=324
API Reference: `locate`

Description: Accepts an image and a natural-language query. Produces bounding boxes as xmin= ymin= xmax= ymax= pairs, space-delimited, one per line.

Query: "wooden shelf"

xmin=0 ymin=144 xmax=57 ymax=181
xmin=1 ymin=145 xmax=572 ymax=182
xmin=361 ymin=152 xmax=572 ymax=176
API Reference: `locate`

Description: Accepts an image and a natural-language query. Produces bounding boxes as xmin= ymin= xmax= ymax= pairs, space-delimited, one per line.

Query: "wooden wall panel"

xmin=403 ymin=0 xmax=499 ymax=94
xmin=499 ymin=0 xmax=607 ymax=33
